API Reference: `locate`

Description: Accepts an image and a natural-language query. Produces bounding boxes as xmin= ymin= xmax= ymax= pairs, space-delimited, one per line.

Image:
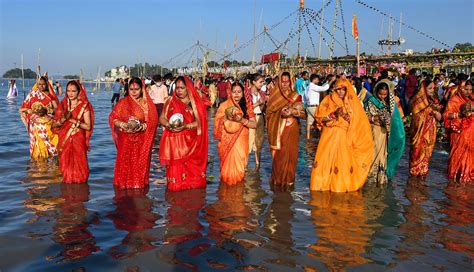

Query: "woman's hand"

xmin=281 ymin=107 xmax=292 ymax=118
xmin=167 ymin=123 xmax=185 ymax=133
xmin=233 ymin=114 xmax=243 ymax=122
xmin=64 ymin=111 xmax=72 ymax=120
xmin=334 ymin=107 xmax=344 ymax=118
xmin=342 ymin=113 xmax=350 ymax=122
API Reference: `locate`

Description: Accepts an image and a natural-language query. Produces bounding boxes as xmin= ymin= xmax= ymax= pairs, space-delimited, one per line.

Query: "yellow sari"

xmin=310 ymin=79 xmax=374 ymax=192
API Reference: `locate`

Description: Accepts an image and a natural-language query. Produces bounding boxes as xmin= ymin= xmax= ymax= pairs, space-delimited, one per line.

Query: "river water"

xmin=0 ymin=79 xmax=472 ymax=271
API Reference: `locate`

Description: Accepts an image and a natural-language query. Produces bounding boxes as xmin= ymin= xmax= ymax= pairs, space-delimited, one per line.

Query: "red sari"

xmin=160 ymin=77 xmax=208 ymax=191
xmin=409 ymin=85 xmax=440 ymax=177
xmin=54 ymin=81 xmax=94 ymax=183
xmin=443 ymin=87 xmax=474 ymax=183
xmin=266 ymin=74 xmax=304 ymax=186
xmin=109 ymin=89 xmax=158 ymax=189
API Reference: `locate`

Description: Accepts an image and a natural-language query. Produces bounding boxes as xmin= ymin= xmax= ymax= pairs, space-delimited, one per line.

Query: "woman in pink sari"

xmin=53 ymin=80 xmax=94 ymax=183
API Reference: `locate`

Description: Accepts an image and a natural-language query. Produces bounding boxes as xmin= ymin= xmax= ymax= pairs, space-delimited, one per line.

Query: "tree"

xmin=64 ymin=74 xmax=80 ymax=79
xmin=453 ymin=42 xmax=474 ymax=53
xmin=3 ymin=68 xmax=37 ymax=78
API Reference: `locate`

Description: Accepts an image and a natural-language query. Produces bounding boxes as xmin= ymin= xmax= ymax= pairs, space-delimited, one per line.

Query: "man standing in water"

xmin=111 ymin=78 xmax=122 ymax=104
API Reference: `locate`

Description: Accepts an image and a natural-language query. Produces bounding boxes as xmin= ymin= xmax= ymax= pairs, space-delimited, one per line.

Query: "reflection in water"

xmin=164 ymin=188 xmax=206 ymax=244
xmin=262 ymin=186 xmax=297 ymax=268
xmin=206 ymin=183 xmax=254 ymax=244
xmin=161 ymin=188 xmax=209 ymax=270
xmin=107 ymin=188 xmax=160 ymax=259
xmin=23 ymin=161 xmax=63 ymax=224
xmin=397 ymin=177 xmax=430 ymax=260
xmin=52 ymin=183 xmax=99 ymax=261
xmin=243 ymin=173 xmax=268 ymax=225
xmin=308 ymin=191 xmax=370 ymax=270
xmin=440 ymin=184 xmax=474 ymax=257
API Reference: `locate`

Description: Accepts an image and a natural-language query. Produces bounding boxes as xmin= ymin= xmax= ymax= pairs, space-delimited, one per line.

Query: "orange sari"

xmin=214 ymin=97 xmax=254 ymax=185
xmin=109 ymin=88 xmax=159 ymax=189
xmin=266 ymin=74 xmax=303 ymax=186
xmin=443 ymin=86 xmax=474 ymax=183
xmin=310 ymin=79 xmax=374 ymax=192
xmin=409 ymin=84 xmax=440 ymax=177
xmin=54 ymin=81 xmax=94 ymax=183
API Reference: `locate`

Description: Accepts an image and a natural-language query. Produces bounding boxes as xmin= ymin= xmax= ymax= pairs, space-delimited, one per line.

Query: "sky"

xmin=1 ymin=0 xmax=473 ymax=77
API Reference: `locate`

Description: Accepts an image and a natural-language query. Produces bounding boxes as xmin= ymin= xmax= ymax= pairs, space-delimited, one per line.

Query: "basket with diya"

xmin=169 ymin=113 xmax=184 ymax=128
xmin=127 ymin=116 xmax=143 ymax=130
xmin=31 ymin=102 xmax=48 ymax=117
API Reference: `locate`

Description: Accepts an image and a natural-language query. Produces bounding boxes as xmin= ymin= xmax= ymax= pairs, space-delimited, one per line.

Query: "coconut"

xmin=169 ymin=113 xmax=184 ymax=128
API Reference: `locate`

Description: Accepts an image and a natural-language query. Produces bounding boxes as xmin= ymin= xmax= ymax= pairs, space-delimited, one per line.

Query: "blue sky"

xmin=1 ymin=0 xmax=473 ymax=76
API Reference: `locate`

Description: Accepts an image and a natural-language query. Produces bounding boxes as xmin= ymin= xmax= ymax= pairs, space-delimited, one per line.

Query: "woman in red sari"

xmin=19 ymin=76 xmax=59 ymax=160
xmin=214 ymin=82 xmax=256 ymax=185
xmin=409 ymin=79 xmax=443 ymax=177
xmin=443 ymin=80 xmax=473 ymax=183
xmin=109 ymin=77 xmax=159 ymax=189
xmin=160 ymin=76 xmax=208 ymax=191
xmin=53 ymin=80 xmax=93 ymax=183
xmin=266 ymin=71 xmax=305 ymax=187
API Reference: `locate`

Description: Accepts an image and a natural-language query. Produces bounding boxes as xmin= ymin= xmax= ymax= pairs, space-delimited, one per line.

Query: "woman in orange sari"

xmin=214 ymin=82 xmax=256 ymax=185
xmin=19 ymin=76 xmax=59 ymax=160
xmin=266 ymin=71 xmax=305 ymax=187
xmin=109 ymin=77 xmax=159 ymax=189
xmin=443 ymin=80 xmax=473 ymax=183
xmin=160 ymin=76 xmax=208 ymax=191
xmin=53 ymin=80 xmax=93 ymax=183
xmin=310 ymin=78 xmax=374 ymax=192
xmin=409 ymin=79 xmax=443 ymax=177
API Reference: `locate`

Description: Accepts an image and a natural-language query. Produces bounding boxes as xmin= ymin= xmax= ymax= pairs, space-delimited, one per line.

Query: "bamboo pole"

xmin=21 ymin=54 xmax=25 ymax=99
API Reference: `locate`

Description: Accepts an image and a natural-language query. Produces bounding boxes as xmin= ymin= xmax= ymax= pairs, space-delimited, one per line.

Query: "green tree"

xmin=3 ymin=68 xmax=37 ymax=78
xmin=64 ymin=74 xmax=79 ymax=79
xmin=453 ymin=42 xmax=474 ymax=53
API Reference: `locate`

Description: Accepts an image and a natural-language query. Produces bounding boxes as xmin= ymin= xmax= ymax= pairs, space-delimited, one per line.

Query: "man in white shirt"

xmin=149 ymin=74 xmax=169 ymax=117
xmin=304 ymin=74 xmax=335 ymax=139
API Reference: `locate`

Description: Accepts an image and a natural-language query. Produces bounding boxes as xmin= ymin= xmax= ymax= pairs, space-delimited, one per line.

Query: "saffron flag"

xmin=352 ymin=14 xmax=359 ymax=40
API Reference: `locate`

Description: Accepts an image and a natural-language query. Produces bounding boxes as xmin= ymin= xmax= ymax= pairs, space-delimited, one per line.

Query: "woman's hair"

xmin=353 ymin=77 xmax=363 ymax=94
xmin=128 ymin=77 xmax=143 ymax=98
xmin=175 ymin=76 xmax=186 ymax=86
xmin=39 ymin=76 xmax=50 ymax=93
xmin=281 ymin=71 xmax=291 ymax=79
xmin=231 ymin=82 xmax=248 ymax=119
xmin=66 ymin=80 xmax=81 ymax=93
xmin=374 ymin=82 xmax=390 ymax=103
xmin=249 ymin=73 xmax=264 ymax=85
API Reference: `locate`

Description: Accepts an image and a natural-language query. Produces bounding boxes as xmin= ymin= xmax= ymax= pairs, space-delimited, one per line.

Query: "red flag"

xmin=352 ymin=14 xmax=359 ymax=40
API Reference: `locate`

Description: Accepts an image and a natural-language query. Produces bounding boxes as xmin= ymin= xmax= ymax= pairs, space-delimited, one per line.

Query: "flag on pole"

xmin=352 ymin=14 xmax=359 ymax=40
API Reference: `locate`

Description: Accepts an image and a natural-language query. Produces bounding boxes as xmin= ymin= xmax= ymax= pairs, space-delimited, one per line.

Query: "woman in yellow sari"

xmin=214 ymin=83 xmax=256 ymax=185
xmin=310 ymin=78 xmax=374 ymax=192
xmin=19 ymin=76 xmax=59 ymax=160
xmin=409 ymin=79 xmax=442 ymax=177
xmin=266 ymin=71 xmax=305 ymax=187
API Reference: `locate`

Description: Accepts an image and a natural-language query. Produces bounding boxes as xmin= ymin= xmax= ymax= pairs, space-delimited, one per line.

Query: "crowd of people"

xmin=19 ymin=68 xmax=473 ymax=193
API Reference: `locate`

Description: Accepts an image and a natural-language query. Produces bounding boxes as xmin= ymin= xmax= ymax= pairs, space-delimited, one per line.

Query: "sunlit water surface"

xmin=0 ymin=79 xmax=472 ymax=271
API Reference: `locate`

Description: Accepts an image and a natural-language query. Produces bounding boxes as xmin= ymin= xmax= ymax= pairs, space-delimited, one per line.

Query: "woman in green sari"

xmin=364 ymin=79 xmax=405 ymax=183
